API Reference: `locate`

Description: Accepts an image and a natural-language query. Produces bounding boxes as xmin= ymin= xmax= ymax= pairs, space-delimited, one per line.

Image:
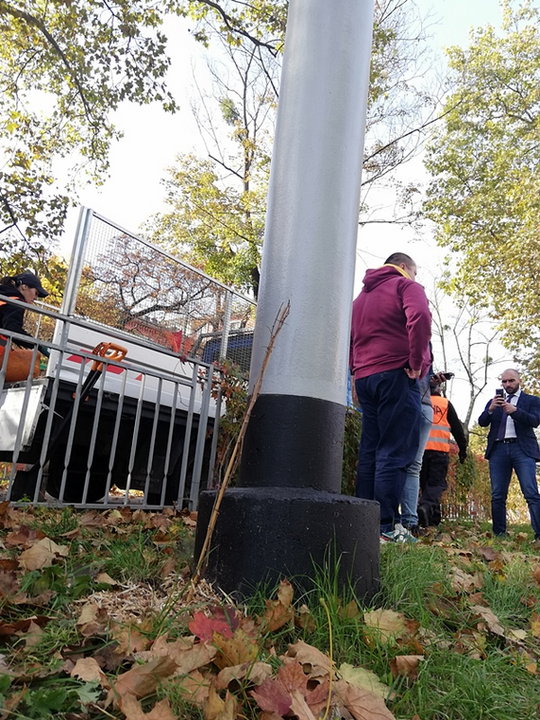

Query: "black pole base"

xmin=194 ymin=487 xmax=380 ymax=600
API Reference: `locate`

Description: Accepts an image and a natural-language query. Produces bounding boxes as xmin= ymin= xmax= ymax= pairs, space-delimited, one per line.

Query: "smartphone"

xmin=441 ymin=372 xmax=454 ymax=380
xmin=495 ymin=388 xmax=504 ymax=397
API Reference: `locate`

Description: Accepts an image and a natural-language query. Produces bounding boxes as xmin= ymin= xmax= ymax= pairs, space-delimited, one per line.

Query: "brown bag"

xmin=0 ymin=346 xmax=40 ymax=383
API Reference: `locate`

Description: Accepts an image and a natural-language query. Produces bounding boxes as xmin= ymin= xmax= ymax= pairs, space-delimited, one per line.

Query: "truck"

xmin=0 ymin=208 xmax=255 ymax=507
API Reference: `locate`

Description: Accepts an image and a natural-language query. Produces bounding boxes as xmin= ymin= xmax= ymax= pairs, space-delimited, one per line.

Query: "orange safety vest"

xmin=425 ymin=395 xmax=451 ymax=452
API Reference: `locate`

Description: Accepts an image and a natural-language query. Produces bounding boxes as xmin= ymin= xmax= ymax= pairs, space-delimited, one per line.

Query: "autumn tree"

xmin=148 ymin=0 xmax=440 ymax=293
xmin=424 ymin=0 xmax=540 ymax=376
xmin=0 ymin=0 xmax=178 ymax=267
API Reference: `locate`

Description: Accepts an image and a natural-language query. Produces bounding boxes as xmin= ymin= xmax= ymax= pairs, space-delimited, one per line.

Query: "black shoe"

xmin=417 ymin=505 xmax=429 ymax=528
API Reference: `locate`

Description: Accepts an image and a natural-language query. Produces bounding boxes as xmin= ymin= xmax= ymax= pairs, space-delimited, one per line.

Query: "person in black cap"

xmin=0 ymin=271 xmax=49 ymax=381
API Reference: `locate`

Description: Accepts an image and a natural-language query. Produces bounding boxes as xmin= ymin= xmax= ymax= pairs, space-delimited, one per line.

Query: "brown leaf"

xmin=172 ymin=669 xmax=211 ymax=705
xmin=530 ymin=614 xmax=540 ymax=638
xmin=138 ymin=634 xmax=216 ymax=674
xmin=532 ymin=566 xmax=540 ymax=587
xmin=120 ymin=695 xmax=176 ymax=720
xmin=18 ymin=537 xmax=69 ymax=571
xmin=0 ymin=616 xmax=50 ymax=637
xmin=476 ymin=546 xmax=499 ymax=562
xmin=471 ymin=605 xmax=506 ymax=636
xmin=70 ymin=657 xmax=109 ymax=686
xmin=449 ymin=567 xmax=483 ymax=593
xmin=76 ymin=602 xmax=109 ymax=638
xmin=260 ymin=579 xmax=295 ymax=632
xmin=95 ymin=572 xmax=118 ymax=586
xmin=204 ymin=685 xmax=238 ymax=720
xmin=110 ymin=623 xmax=151 ymax=656
xmin=20 ymin=620 xmax=44 ymax=648
xmin=213 ymin=628 xmax=258 ymax=670
xmin=333 ymin=679 xmax=396 ymax=720
xmin=295 ymin=604 xmax=317 ymax=632
xmin=216 ymin=661 xmax=273 ymax=690
xmin=286 ymin=640 xmax=333 ymax=680
xmin=106 ymin=656 xmax=178 ymax=708
xmin=389 ymin=655 xmax=423 ymax=681
xmin=339 ymin=599 xmax=362 ymax=619
xmin=363 ymin=609 xmax=409 ymax=644
xmin=5 ymin=526 xmax=45 ymax=548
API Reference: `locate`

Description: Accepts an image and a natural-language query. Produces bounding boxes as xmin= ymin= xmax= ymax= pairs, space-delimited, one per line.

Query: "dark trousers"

xmin=419 ymin=449 xmax=449 ymax=526
xmin=355 ymin=369 xmax=421 ymax=533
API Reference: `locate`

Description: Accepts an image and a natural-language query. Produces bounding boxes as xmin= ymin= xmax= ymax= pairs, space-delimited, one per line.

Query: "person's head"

xmin=14 ymin=272 xmax=48 ymax=304
xmin=384 ymin=252 xmax=417 ymax=280
xmin=500 ymin=368 xmax=521 ymax=394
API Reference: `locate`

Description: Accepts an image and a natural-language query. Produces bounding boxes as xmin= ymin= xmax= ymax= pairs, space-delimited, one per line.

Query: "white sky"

xmin=62 ymin=0 xmax=510 ymax=420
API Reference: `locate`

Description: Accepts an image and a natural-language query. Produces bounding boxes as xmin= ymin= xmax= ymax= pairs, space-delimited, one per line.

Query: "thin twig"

xmin=189 ymin=301 xmax=290 ymax=595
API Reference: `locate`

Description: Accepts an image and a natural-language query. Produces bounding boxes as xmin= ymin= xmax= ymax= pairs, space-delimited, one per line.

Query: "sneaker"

xmin=380 ymin=524 xmax=417 ymax=544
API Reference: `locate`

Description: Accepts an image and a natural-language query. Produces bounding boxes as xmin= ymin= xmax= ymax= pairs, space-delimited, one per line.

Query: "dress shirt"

xmin=503 ymin=388 xmax=521 ymax=439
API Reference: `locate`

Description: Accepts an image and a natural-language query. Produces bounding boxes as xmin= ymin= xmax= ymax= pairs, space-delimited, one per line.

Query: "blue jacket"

xmin=478 ymin=391 xmax=540 ymax=460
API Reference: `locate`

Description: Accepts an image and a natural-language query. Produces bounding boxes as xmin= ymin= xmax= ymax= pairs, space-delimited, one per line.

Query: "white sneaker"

xmin=381 ymin=523 xmax=417 ymax=544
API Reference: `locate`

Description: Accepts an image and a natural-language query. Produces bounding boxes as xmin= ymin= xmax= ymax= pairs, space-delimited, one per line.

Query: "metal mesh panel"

xmin=71 ymin=212 xmax=256 ymax=374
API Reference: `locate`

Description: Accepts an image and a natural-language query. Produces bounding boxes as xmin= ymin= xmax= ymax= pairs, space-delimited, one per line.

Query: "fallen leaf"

xmin=531 ymin=614 xmax=540 ymax=638
xmin=139 ymin=634 xmax=216 ymax=674
xmin=20 ymin=620 xmax=44 ymax=648
xmin=363 ymin=609 xmax=409 ymax=644
xmin=18 ymin=537 xmax=69 ymax=571
xmin=216 ymin=661 xmax=273 ymax=690
xmin=110 ymin=623 xmax=151 ymax=655
xmin=260 ymin=579 xmax=295 ymax=632
xmin=295 ymin=604 xmax=317 ymax=632
xmin=339 ymin=600 xmax=362 ymax=619
xmin=204 ymin=685 xmax=238 ymax=720
xmin=251 ymin=675 xmax=292 ymax=715
xmin=389 ymin=655 xmax=423 ymax=680
xmin=339 ymin=663 xmax=390 ymax=697
xmin=213 ymin=628 xmax=258 ymax=669
xmin=106 ymin=656 xmax=178 ymax=708
xmin=171 ymin=669 xmax=211 ymax=705
xmin=76 ymin=602 xmax=109 ymax=638
xmin=5 ymin=526 xmax=45 ymax=548
xmin=189 ymin=609 xmax=236 ymax=641
xmin=120 ymin=695 xmax=176 ymax=720
xmin=95 ymin=572 xmax=118 ymax=586
xmin=70 ymin=657 xmax=109 ymax=686
xmin=332 ymin=678 xmax=396 ymax=720
xmin=286 ymin=640 xmax=333 ymax=679
xmin=449 ymin=567 xmax=483 ymax=593
xmin=533 ymin=566 xmax=540 ymax=586
xmin=470 ymin=605 xmax=505 ymax=637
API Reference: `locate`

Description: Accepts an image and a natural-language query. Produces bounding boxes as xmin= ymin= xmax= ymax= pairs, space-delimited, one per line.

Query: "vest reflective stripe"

xmin=425 ymin=395 xmax=451 ymax=452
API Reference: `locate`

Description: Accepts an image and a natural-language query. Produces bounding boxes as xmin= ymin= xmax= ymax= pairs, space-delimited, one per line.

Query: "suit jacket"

xmin=478 ymin=391 xmax=540 ymax=460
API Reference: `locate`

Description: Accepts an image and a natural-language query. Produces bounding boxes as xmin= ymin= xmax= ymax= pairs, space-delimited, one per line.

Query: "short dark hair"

xmin=384 ymin=252 xmax=414 ymax=266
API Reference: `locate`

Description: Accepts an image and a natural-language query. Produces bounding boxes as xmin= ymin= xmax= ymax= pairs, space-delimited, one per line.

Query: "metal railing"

xmin=0 ymin=302 xmax=221 ymax=508
xmin=0 ymin=208 xmax=259 ymax=508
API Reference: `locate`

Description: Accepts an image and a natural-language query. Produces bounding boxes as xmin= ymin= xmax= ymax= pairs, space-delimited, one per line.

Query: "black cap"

xmin=15 ymin=272 xmax=49 ymax=298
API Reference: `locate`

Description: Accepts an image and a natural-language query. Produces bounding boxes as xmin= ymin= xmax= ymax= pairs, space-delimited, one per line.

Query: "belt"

xmin=496 ymin=438 xmax=517 ymax=444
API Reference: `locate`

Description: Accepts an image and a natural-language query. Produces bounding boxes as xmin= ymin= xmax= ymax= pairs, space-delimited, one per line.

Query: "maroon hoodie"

xmin=350 ymin=265 xmax=432 ymax=380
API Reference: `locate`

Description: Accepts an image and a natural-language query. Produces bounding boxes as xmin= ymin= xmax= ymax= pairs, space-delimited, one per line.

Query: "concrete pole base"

xmin=194 ymin=487 xmax=380 ymax=600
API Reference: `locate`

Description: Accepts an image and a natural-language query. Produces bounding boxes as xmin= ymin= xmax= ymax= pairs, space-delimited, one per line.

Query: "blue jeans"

xmin=401 ymin=403 xmax=433 ymax=527
xmin=489 ymin=442 xmax=540 ymax=538
xmin=355 ymin=369 xmax=421 ymax=533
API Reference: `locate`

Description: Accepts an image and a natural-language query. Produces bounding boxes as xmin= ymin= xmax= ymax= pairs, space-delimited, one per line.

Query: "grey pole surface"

xmin=195 ymin=0 xmax=379 ymax=597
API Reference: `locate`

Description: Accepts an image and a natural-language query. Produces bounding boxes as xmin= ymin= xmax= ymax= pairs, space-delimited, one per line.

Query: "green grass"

xmin=2 ymin=511 xmax=539 ymax=720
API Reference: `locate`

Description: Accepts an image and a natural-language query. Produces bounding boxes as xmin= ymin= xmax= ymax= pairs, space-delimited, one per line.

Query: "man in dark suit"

xmin=478 ymin=368 xmax=540 ymax=541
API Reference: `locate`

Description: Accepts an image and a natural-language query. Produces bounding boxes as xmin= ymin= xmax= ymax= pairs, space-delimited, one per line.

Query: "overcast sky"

xmin=62 ymin=0 xmax=510 ymax=418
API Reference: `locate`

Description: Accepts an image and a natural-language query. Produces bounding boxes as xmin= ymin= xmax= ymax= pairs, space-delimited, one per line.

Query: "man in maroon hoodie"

xmin=350 ymin=252 xmax=432 ymax=541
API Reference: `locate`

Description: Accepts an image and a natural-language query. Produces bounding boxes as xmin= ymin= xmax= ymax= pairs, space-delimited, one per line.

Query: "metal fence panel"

xmin=1 ymin=208 xmax=256 ymax=508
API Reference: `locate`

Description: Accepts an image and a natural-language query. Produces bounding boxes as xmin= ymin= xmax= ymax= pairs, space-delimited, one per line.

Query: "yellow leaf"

xmin=363 ymin=609 xmax=408 ymax=644
xmin=338 ymin=663 xmax=390 ymax=698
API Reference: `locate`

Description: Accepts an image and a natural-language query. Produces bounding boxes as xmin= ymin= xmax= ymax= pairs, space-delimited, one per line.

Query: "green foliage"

xmin=424 ymin=0 xmax=540 ymax=381
xmin=0 ymin=0 xmax=177 ymax=253
xmin=341 ymin=408 xmax=362 ymax=496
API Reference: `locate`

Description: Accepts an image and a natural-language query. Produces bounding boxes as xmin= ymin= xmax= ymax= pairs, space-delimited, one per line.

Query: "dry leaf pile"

xmin=1 ymin=502 xmax=539 ymax=719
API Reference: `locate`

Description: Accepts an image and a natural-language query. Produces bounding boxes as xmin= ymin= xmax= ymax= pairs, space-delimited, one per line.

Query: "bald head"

xmin=500 ymin=368 xmax=521 ymax=394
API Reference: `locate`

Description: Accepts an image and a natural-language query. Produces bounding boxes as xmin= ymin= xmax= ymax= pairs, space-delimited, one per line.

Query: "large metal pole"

xmin=196 ymin=0 xmax=379 ymax=597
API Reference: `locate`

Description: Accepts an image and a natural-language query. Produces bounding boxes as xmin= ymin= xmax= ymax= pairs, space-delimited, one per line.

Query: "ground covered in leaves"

xmin=0 ymin=503 xmax=539 ymax=720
